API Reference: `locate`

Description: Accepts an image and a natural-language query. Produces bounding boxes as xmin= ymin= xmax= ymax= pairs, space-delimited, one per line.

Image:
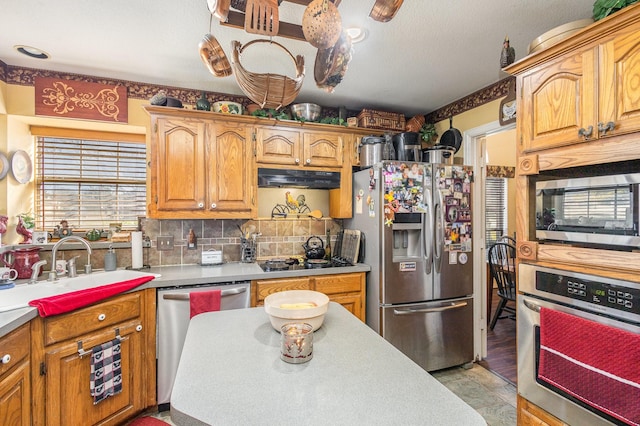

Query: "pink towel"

xmin=190 ymin=289 xmax=221 ymax=318
xmin=538 ymin=307 xmax=640 ymax=425
xmin=28 ymin=275 xmax=155 ymax=317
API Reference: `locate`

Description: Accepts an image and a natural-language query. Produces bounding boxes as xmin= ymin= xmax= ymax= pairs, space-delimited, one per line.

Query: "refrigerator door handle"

xmin=434 ymin=187 xmax=445 ymax=263
xmin=423 ymin=203 xmax=432 ymax=274
xmin=393 ymin=301 xmax=468 ymax=315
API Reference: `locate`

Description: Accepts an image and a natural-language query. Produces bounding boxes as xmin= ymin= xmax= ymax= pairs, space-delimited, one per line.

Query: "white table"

xmin=171 ymin=302 xmax=486 ymax=425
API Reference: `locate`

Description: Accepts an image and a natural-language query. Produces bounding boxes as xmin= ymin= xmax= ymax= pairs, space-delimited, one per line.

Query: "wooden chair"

xmin=488 ymin=242 xmax=517 ymax=330
xmin=498 ymin=235 xmax=516 ymax=246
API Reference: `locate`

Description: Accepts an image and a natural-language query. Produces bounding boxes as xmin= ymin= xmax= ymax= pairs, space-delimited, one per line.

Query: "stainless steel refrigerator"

xmin=347 ymin=161 xmax=474 ymax=372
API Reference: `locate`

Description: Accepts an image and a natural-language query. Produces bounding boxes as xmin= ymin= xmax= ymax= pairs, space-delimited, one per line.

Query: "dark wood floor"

xmin=478 ymin=287 xmax=517 ymax=385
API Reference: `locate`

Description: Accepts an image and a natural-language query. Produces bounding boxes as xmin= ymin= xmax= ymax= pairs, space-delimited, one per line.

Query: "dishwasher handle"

xmin=162 ymin=286 xmax=247 ymax=301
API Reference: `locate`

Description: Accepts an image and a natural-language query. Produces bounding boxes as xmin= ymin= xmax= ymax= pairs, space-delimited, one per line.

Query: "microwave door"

xmin=536 ymin=174 xmax=640 ymax=248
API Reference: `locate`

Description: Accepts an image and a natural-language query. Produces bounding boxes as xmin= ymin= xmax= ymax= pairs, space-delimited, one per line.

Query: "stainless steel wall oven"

xmin=518 ymin=264 xmax=640 ymax=425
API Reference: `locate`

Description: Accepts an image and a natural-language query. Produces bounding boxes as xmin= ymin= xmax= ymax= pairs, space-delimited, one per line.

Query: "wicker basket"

xmin=357 ymin=109 xmax=406 ymax=131
xmin=230 ymin=39 xmax=305 ymax=110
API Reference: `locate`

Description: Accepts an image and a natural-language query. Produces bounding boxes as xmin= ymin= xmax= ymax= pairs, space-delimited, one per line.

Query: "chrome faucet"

xmin=29 ymin=260 xmax=47 ymax=284
xmin=48 ymin=236 xmax=93 ymax=281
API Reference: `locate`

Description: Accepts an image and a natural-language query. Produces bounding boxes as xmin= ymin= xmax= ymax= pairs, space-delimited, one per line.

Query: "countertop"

xmin=170 ymin=302 xmax=486 ymax=426
xmin=0 ymin=262 xmax=370 ymax=337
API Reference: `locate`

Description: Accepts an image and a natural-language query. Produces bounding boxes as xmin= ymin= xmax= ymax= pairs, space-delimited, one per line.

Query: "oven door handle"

xmin=162 ymin=287 xmax=247 ymax=300
xmin=523 ymin=298 xmax=541 ymax=313
xmin=393 ymin=301 xmax=468 ymax=315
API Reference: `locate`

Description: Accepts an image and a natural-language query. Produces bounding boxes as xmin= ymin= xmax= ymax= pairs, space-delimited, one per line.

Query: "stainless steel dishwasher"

xmin=156 ymin=281 xmax=251 ymax=408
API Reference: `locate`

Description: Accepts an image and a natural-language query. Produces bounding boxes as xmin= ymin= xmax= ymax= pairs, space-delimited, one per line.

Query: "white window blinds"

xmin=485 ymin=177 xmax=507 ymax=250
xmin=34 ymin=133 xmax=146 ymax=231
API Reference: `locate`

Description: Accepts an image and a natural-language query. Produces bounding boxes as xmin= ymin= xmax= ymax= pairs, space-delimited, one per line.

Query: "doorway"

xmin=464 ymin=121 xmax=517 ymax=385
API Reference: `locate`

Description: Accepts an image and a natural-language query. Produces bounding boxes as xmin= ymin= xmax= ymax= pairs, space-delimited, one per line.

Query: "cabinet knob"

xmin=198 ymin=202 xmax=204 ymax=208
xmin=1 ymin=354 xmax=10 ymax=364
xmin=306 ymin=159 xmax=311 ymax=164
xmin=598 ymin=121 xmax=615 ymax=135
xmin=136 ymin=325 xmax=143 ymax=332
xmin=578 ymin=125 xmax=593 ymax=139
xmin=211 ymin=203 xmax=217 ymax=209
xmin=98 ymin=313 xmax=106 ymax=321
xmin=295 ymin=158 xmax=300 ymax=164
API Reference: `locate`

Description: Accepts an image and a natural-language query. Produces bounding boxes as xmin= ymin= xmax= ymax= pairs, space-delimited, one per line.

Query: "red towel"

xmin=28 ymin=275 xmax=155 ymax=317
xmin=538 ymin=307 xmax=640 ymax=425
xmin=190 ymin=289 xmax=221 ymax=319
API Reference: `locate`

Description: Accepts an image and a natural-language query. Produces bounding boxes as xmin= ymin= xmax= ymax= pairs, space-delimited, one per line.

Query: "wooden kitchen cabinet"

xmin=507 ymin=7 xmax=640 ymax=424
xmin=517 ymin=395 xmax=566 ymax=426
xmin=256 ymin=127 xmax=343 ymax=168
xmin=515 ymin=11 xmax=640 ymax=153
xmin=30 ymin=289 xmax=156 ymax=426
xmin=146 ymin=106 xmax=376 ymax=219
xmin=314 ymin=273 xmax=365 ymax=320
xmin=0 ymin=323 xmax=31 ymax=426
xmin=508 ymin=5 xmax=640 ymax=273
xmin=251 ymin=272 xmax=366 ymax=322
xmin=145 ymin=106 xmax=256 ymax=219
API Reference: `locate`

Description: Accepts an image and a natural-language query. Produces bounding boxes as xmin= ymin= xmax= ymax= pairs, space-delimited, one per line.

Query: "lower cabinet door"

xmin=43 ymin=323 xmax=143 ymax=426
xmin=0 ymin=359 xmax=31 ymax=426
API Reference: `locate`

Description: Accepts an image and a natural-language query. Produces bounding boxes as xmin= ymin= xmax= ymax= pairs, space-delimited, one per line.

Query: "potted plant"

xmin=420 ymin=122 xmax=438 ymax=146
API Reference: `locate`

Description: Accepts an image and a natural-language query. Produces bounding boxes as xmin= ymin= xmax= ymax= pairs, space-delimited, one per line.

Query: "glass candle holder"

xmin=280 ymin=323 xmax=313 ymax=364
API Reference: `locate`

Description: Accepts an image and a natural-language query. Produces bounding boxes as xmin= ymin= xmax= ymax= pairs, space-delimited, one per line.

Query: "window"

xmin=485 ymin=177 xmax=507 ymax=250
xmin=33 ymin=128 xmax=146 ymax=231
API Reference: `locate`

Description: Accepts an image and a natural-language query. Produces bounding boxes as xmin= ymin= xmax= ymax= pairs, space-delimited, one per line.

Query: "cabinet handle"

xmin=198 ymin=202 xmax=204 ymax=208
xmin=598 ymin=121 xmax=615 ymax=135
xmin=98 ymin=313 xmax=106 ymax=321
xmin=211 ymin=203 xmax=217 ymax=209
xmin=578 ymin=125 xmax=593 ymax=139
xmin=1 ymin=354 xmax=10 ymax=364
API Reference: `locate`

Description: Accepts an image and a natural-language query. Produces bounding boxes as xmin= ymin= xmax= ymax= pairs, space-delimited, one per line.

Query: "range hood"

xmin=258 ymin=168 xmax=341 ymax=189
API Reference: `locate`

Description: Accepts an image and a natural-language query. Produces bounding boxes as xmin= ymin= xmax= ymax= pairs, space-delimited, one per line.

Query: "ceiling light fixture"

xmin=345 ymin=27 xmax=368 ymax=43
xmin=14 ymin=45 xmax=49 ymax=60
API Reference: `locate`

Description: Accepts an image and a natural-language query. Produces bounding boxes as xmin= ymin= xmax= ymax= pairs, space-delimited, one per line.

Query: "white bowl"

xmin=212 ymin=101 xmax=243 ymax=114
xmin=264 ymin=290 xmax=330 ymax=331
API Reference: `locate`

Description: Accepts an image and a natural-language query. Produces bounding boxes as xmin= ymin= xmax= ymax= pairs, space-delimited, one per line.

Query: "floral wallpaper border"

xmin=0 ymin=60 xmax=514 ymax=120
xmin=486 ymin=165 xmax=515 ymax=178
xmin=425 ymin=76 xmax=515 ymax=124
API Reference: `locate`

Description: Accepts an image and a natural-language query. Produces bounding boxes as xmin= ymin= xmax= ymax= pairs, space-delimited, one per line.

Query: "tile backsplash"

xmin=2 ymin=218 xmax=343 ymax=275
xmin=142 ymin=217 xmax=343 ymax=266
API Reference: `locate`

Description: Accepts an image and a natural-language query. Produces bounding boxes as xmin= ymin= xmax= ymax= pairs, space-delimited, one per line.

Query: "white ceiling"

xmin=1 ymin=0 xmax=595 ymax=117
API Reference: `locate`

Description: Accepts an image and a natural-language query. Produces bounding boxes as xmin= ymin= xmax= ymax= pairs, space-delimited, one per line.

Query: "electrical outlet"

xmin=157 ymin=236 xmax=174 ymax=251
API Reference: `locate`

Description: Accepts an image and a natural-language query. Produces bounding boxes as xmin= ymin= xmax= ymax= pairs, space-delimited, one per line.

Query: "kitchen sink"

xmin=0 ymin=269 xmax=159 ymax=313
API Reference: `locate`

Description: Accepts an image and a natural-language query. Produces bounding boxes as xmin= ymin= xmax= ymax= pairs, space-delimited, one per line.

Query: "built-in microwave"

xmin=535 ymin=173 xmax=640 ymax=249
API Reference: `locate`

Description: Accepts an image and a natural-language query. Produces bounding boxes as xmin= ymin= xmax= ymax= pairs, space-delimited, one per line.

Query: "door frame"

xmin=462 ymin=120 xmax=516 ymax=361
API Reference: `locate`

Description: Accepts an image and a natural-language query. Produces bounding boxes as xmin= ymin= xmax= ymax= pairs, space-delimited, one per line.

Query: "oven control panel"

xmin=536 ymin=271 xmax=640 ymax=315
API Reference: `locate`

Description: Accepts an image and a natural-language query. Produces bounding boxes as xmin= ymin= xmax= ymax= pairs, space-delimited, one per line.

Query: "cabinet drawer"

xmin=254 ymin=278 xmax=311 ymax=305
xmin=314 ymin=273 xmax=363 ymax=295
xmin=0 ymin=323 xmax=29 ymax=377
xmin=43 ymin=292 xmax=142 ymax=346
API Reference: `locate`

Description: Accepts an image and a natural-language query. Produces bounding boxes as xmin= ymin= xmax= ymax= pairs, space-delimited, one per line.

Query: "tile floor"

xmin=146 ymin=364 xmax=516 ymax=426
xmin=432 ymin=364 xmax=517 ymax=426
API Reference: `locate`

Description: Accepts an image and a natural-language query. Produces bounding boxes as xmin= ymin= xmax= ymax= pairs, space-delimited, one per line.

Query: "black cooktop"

xmin=259 ymin=257 xmax=353 ymax=272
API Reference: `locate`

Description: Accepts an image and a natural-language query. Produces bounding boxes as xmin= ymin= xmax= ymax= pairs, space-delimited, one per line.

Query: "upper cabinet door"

xmin=302 ymin=131 xmax=344 ymax=168
xmin=519 ymin=48 xmax=597 ymax=152
xmin=207 ymin=121 xmax=255 ymax=214
xmin=155 ymin=117 xmax=207 ymax=211
xmin=255 ymin=127 xmax=301 ymax=165
xmin=598 ymin=20 xmax=640 ymax=138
